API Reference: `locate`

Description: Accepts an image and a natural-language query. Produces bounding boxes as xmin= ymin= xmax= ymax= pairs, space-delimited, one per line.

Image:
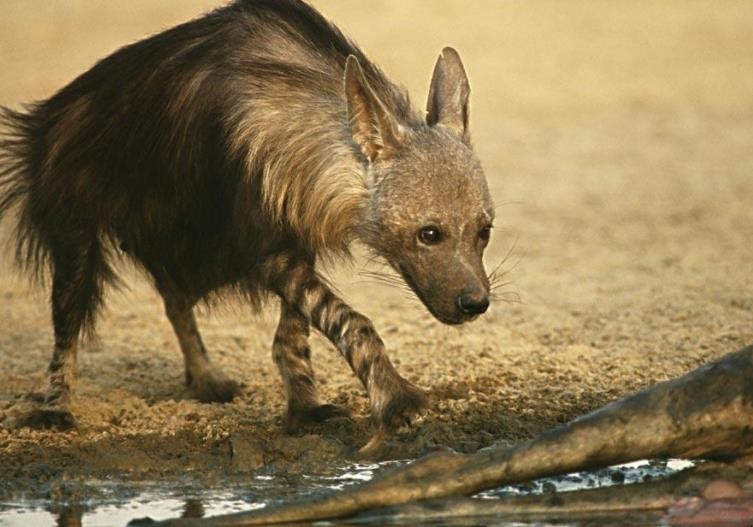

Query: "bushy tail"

xmin=0 ymin=104 xmax=50 ymax=282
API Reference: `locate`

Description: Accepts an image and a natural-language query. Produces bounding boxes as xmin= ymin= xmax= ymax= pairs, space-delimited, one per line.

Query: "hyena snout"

xmin=400 ymin=256 xmax=492 ymax=324
xmin=456 ymin=289 xmax=489 ymax=316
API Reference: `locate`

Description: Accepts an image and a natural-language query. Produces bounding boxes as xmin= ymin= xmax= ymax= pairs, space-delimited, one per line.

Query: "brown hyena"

xmin=0 ymin=0 xmax=494 ymax=443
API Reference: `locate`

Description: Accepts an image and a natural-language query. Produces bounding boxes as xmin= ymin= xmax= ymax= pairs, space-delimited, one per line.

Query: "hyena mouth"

xmin=397 ymin=266 xmax=470 ymax=326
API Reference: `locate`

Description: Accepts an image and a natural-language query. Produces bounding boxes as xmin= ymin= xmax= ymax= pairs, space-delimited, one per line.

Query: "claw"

xmin=190 ymin=367 xmax=241 ymax=403
xmin=357 ymin=430 xmax=389 ymax=457
xmin=14 ymin=406 xmax=78 ymax=431
xmin=373 ymin=381 xmax=429 ymax=432
xmin=285 ymin=403 xmax=352 ymax=432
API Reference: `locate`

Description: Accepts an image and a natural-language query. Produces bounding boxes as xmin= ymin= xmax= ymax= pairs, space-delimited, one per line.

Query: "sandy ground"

xmin=1 ymin=0 xmax=752 ymax=494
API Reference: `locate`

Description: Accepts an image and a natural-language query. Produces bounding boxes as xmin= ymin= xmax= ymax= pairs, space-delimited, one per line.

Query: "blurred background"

xmin=1 ymin=0 xmax=753 ymax=476
xmin=3 ymin=1 xmax=753 ymax=114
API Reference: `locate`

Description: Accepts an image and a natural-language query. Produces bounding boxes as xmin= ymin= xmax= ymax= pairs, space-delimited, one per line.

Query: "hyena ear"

xmin=426 ymin=47 xmax=471 ymax=143
xmin=344 ymin=55 xmax=403 ymax=163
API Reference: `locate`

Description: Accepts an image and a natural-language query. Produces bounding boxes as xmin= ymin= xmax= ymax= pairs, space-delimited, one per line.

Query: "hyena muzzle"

xmin=0 ymin=0 xmax=495 ymax=444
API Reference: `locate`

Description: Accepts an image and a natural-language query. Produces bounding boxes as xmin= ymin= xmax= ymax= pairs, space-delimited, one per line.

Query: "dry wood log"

xmin=352 ymin=462 xmax=753 ymax=525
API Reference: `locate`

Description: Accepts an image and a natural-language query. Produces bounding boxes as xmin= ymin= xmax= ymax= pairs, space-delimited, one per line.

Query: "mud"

xmin=1 ymin=0 xmax=753 ymax=511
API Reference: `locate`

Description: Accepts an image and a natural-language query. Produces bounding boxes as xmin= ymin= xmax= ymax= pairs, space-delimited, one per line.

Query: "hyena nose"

xmin=456 ymin=293 xmax=490 ymax=315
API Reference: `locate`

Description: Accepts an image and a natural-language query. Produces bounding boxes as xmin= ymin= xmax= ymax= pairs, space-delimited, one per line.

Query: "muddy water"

xmin=0 ymin=459 xmax=694 ymax=526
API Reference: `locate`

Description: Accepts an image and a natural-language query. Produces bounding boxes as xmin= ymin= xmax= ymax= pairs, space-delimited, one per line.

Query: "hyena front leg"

xmin=273 ymin=302 xmax=351 ymax=432
xmin=266 ymin=254 xmax=428 ymax=436
xmin=160 ymin=290 xmax=240 ymax=403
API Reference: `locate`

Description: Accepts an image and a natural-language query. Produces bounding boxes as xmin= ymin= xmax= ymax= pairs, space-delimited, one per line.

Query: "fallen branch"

xmin=155 ymin=345 xmax=753 ymax=526
xmin=351 ymin=462 xmax=753 ymax=525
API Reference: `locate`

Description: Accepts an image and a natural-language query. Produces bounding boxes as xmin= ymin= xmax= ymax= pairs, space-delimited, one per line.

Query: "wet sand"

xmin=1 ymin=0 xmax=752 ymax=497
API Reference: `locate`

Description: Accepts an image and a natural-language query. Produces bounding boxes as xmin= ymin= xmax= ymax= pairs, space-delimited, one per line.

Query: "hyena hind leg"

xmin=273 ymin=302 xmax=351 ymax=432
xmin=160 ymin=290 xmax=241 ymax=403
xmin=16 ymin=234 xmax=108 ymax=430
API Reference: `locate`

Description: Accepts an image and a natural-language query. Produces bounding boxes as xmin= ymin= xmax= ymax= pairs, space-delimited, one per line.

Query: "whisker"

xmin=355 ymin=253 xmax=417 ymax=299
xmin=484 ymin=233 xmax=524 ymax=305
xmin=487 ymin=233 xmax=521 ymax=285
xmin=354 ymin=278 xmax=410 ymax=291
xmin=493 ymin=199 xmax=525 ymax=211
xmin=490 ymin=279 xmax=515 ymax=291
xmin=355 ymin=280 xmax=416 ymax=302
xmin=359 ymin=271 xmax=405 ymax=284
xmin=358 ymin=270 xmax=412 ymax=294
xmin=490 ymin=290 xmax=523 ymax=304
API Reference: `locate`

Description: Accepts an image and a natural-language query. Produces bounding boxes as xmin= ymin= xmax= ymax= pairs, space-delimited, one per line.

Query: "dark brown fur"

xmin=0 ymin=0 xmax=494 ymax=438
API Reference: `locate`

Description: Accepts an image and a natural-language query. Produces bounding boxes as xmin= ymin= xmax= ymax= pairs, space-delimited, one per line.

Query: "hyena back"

xmin=0 ymin=0 xmax=494 ymax=441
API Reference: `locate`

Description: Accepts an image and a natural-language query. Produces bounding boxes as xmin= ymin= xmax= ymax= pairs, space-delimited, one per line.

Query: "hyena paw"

xmin=373 ymin=381 xmax=429 ymax=432
xmin=285 ymin=403 xmax=352 ymax=432
xmin=190 ymin=367 xmax=242 ymax=403
xmin=12 ymin=405 xmax=77 ymax=431
xmin=3 ymin=391 xmax=77 ymax=431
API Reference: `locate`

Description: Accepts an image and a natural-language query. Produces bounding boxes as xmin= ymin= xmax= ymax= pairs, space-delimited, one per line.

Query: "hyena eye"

xmin=479 ymin=225 xmax=492 ymax=245
xmin=417 ymin=226 xmax=442 ymax=245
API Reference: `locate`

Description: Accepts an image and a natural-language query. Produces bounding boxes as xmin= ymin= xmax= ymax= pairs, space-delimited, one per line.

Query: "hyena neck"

xmin=226 ymin=1 xmax=423 ymax=258
xmin=242 ymin=76 xmax=419 ymax=260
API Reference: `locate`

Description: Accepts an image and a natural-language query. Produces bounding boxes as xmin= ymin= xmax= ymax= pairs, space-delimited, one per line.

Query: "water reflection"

xmin=181 ymin=498 xmax=205 ymax=519
xmin=1 ymin=459 xmax=695 ymax=527
xmin=55 ymin=505 xmax=85 ymax=527
xmin=35 ymin=498 xmax=213 ymax=527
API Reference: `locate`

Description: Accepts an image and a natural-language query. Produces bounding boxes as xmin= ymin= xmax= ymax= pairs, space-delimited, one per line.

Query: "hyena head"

xmin=346 ymin=48 xmax=494 ymax=325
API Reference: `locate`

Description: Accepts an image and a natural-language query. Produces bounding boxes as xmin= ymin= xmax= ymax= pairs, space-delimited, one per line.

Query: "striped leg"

xmin=265 ymin=254 xmax=428 ymax=436
xmin=273 ymin=302 xmax=350 ymax=431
